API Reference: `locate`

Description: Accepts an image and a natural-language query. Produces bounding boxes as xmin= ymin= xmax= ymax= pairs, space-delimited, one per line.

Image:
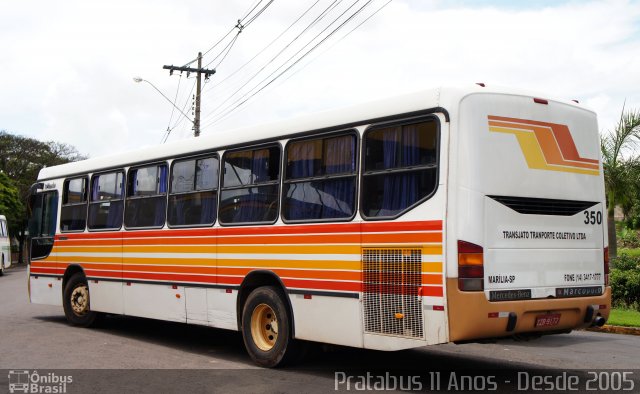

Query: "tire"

xmin=0 ymin=255 xmax=5 ymax=276
xmin=241 ymin=286 xmax=300 ymax=368
xmin=63 ymin=272 xmax=98 ymax=327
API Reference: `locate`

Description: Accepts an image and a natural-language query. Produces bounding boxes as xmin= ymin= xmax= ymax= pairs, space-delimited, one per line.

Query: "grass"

xmin=608 ymin=308 xmax=640 ymax=327
xmin=618 ymin=248 xmax=640 ymax=257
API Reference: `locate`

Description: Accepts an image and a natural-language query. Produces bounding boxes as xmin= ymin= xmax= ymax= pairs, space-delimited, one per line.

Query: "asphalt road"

xmin=1 ymin=264 xmax=639 ymax=393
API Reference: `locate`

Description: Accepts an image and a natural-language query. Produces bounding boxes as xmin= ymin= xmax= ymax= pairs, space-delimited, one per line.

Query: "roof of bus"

xmin=37 ymin=84 xmax=590 ymax=181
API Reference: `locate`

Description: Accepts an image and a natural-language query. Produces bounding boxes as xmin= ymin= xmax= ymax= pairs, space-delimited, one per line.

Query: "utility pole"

xmin=163 ymin=52 xmax=216 ymax=137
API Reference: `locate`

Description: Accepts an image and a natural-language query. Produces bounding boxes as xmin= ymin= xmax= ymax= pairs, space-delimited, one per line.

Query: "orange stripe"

xmin=422 ymin=286 xmax=444 ymax=297
xmin=422 ymin=273 xmax=443 ymax=285
xmin=362 ymin=232 xmax=441 ymax=243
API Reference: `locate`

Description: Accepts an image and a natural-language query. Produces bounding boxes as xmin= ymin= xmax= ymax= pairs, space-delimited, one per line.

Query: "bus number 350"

xmin=584 ymin=210 xmax=602 ymax=225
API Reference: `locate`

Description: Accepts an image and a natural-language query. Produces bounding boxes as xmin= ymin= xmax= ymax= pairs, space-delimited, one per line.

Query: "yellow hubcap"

xmin=70 ymin=285 xmax=89 ymax=316
xmin=250 ymin=303 xmax=278 ymax=351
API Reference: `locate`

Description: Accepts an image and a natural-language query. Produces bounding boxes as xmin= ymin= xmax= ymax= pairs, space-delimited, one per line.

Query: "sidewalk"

xmin=587 ymin=325 xmax=640 ymax=336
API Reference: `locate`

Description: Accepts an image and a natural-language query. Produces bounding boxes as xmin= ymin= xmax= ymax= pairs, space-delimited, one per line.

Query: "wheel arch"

xmin=62 ymin=264 xmax=86 ymax=292
xmin=236 ymin=270 xmax=295 ymax=336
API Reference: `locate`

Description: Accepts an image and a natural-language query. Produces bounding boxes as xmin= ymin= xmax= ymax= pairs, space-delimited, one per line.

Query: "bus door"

xmin=28 ymin=189 xmax=61 ymax=305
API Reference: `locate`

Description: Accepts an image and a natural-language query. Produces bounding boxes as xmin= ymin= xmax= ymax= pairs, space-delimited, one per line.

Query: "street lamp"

xmin=133 ymin=77 xmax=194 ymax=132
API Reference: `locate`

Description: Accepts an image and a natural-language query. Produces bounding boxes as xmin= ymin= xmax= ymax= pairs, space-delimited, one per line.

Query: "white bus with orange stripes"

xmin=27 ymin=85 xmax=610 ymax=367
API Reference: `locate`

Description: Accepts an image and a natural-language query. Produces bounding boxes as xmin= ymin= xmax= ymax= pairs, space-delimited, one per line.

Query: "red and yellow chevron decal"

xmin=488 ymin=115 xmax=599 ymax=176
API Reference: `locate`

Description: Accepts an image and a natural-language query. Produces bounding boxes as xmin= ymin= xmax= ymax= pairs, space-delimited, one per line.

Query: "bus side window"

xmin=283 ymin=132 xmax=357 ymax=221
xmin=219 ymin=145 xmax=281 ymax=225
xmin=361 ymin=118 xmax=439 ymax=218
xmin=168 ymin=156 xmax=218 ymax=227
xmin=124 ymin=164 xmax=168 ymax=229
xmin=61 ymin=177 xmax=88 ymax=232
xmin=88 ymin=171 xmax=125 ymax=230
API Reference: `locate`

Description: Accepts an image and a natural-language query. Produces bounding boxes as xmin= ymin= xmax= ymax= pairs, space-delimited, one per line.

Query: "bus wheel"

xmin=241 ymin=286 xmax=295 ymax=368
xmin=63 ymin=273 xmax=98 ymax=327
xmin=0 ymin=257 xmax=4 ymax=276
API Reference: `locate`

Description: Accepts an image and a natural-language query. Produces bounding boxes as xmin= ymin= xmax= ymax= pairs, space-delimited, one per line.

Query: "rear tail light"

xmin=604 ymin=246 xmax=609 ymax=286
xmin=458 ymin=240 xmax=484 ymax=291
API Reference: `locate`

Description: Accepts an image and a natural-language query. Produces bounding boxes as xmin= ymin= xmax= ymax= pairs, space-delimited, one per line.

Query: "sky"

xmin=1 ymin=0 xmax=639 ymax=158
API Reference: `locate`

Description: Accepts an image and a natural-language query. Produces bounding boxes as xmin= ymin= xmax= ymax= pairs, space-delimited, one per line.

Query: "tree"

xmin=601 ymin=106 xmax=640 ymax=257
xmin=0 ymin=171 xmax=23 ymax=236
xmin=0 ymin=130 xmax=87 ymax=263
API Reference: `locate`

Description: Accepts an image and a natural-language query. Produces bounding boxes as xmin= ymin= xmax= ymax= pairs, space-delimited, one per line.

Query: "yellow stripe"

xmin=423 ymin=262 xmax=443 ymax=273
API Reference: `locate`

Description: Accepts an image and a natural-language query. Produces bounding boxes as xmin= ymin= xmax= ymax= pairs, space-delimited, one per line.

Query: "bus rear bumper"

xmin=445 ymin=279 xmax=611 ymax=342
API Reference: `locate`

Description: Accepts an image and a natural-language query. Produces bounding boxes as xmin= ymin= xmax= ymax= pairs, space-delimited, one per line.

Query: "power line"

xmin=204 ymin=30 xmax=242 ymax=69
xmin=161 ymin=73 xmax=184 ymax=143
xmin=161 ymin=0 xmax=277 ymax=139
xmin=243 ymin=0 xmax=276 ymax=27
xmin=241 ymin=0 xmax=264 ymax=23
xmin=202 ymin=0 xmax=323 ymax=96
xmin=280 ymin=0 xmax=393 ymax=87
xmin=202 ymin=0 xmax=343 ymax=123
xmin=204 ymin=0 xmax=374 ymax=127
xmin=182 ymin=0 xmax=273 ymax=67
xmin=163 ymin=79 xmax=197 ymax=143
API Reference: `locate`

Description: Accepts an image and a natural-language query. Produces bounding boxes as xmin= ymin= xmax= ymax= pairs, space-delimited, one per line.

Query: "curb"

xmin=586 ymin=325 xmax=640 ymax=336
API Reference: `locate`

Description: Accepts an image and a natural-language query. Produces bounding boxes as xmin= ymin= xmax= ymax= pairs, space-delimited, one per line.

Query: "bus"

xmin=0 ymin=215 xmax=11 ymax=276
xmin=27 ymin=85 xmax=610 ymax=367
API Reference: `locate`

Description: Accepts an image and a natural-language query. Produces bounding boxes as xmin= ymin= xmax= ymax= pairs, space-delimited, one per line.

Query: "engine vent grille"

xmin=362 ymin=248 xmax=424 ymax=339
xmin=488 ymin=195 xmax=598 ymax=216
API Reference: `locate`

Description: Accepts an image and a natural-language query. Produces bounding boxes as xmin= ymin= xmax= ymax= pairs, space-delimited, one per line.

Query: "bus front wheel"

xmin=63 ymin=273 xmax=98 ymax=327
xmin=241 ymin=286 xmax=297 ymax=367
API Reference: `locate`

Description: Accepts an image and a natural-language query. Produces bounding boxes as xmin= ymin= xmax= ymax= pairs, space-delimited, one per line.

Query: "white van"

xmin=0 ymin=215 xmax=11 ymax=275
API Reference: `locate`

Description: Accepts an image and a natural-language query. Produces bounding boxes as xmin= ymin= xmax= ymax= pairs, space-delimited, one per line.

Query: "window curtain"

xmin=154 ymin=165 xmax=168 ymax=226
xmin=106 ymin=201 xmax=123 ymax=229
xmin=234 ymin=151 xmax=271 ymax=222
xmin=286 ymin=142 xmax=321 ymax=219
xmin=159 ymin=166 xmax=168 ymax=193
xmin=88 ymin=177 xmax=100 ymax=226
xmin=91 ymin=177 xmax=100 ymax=200
xmin=200 ymin=191 xmax=216 ymax=224
xmin=381 ymin=126 xmax=419 ymax=215
xmin=322 ymin=136 xmax=355 ymax=218
xmin=106 ymin=174 xmax=124 ymax=228
xmin=199 ymin=163 xmax=217 ymax=224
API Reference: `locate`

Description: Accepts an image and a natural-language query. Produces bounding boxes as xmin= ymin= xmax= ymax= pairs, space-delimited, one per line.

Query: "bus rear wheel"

xmin=63 ymin=273 xmax=98 ymax=327
xmin=241 ymin=286 xmax=297 ymax=368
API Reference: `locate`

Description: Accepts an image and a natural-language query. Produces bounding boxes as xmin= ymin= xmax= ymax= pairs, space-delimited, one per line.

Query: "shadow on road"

xmin=34 ymin=311 xmax=539 ymax=372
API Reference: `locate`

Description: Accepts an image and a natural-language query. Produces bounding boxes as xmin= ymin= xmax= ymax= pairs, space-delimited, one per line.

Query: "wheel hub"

xmin=70 ymin=285 xmax=89 ymax=315
xmin=250 ymin=303 xmax=278 ymax=351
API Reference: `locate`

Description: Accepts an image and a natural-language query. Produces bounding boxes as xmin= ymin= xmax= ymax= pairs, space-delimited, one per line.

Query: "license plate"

xmin=535 ymin=313 xmax=561 ymax=327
